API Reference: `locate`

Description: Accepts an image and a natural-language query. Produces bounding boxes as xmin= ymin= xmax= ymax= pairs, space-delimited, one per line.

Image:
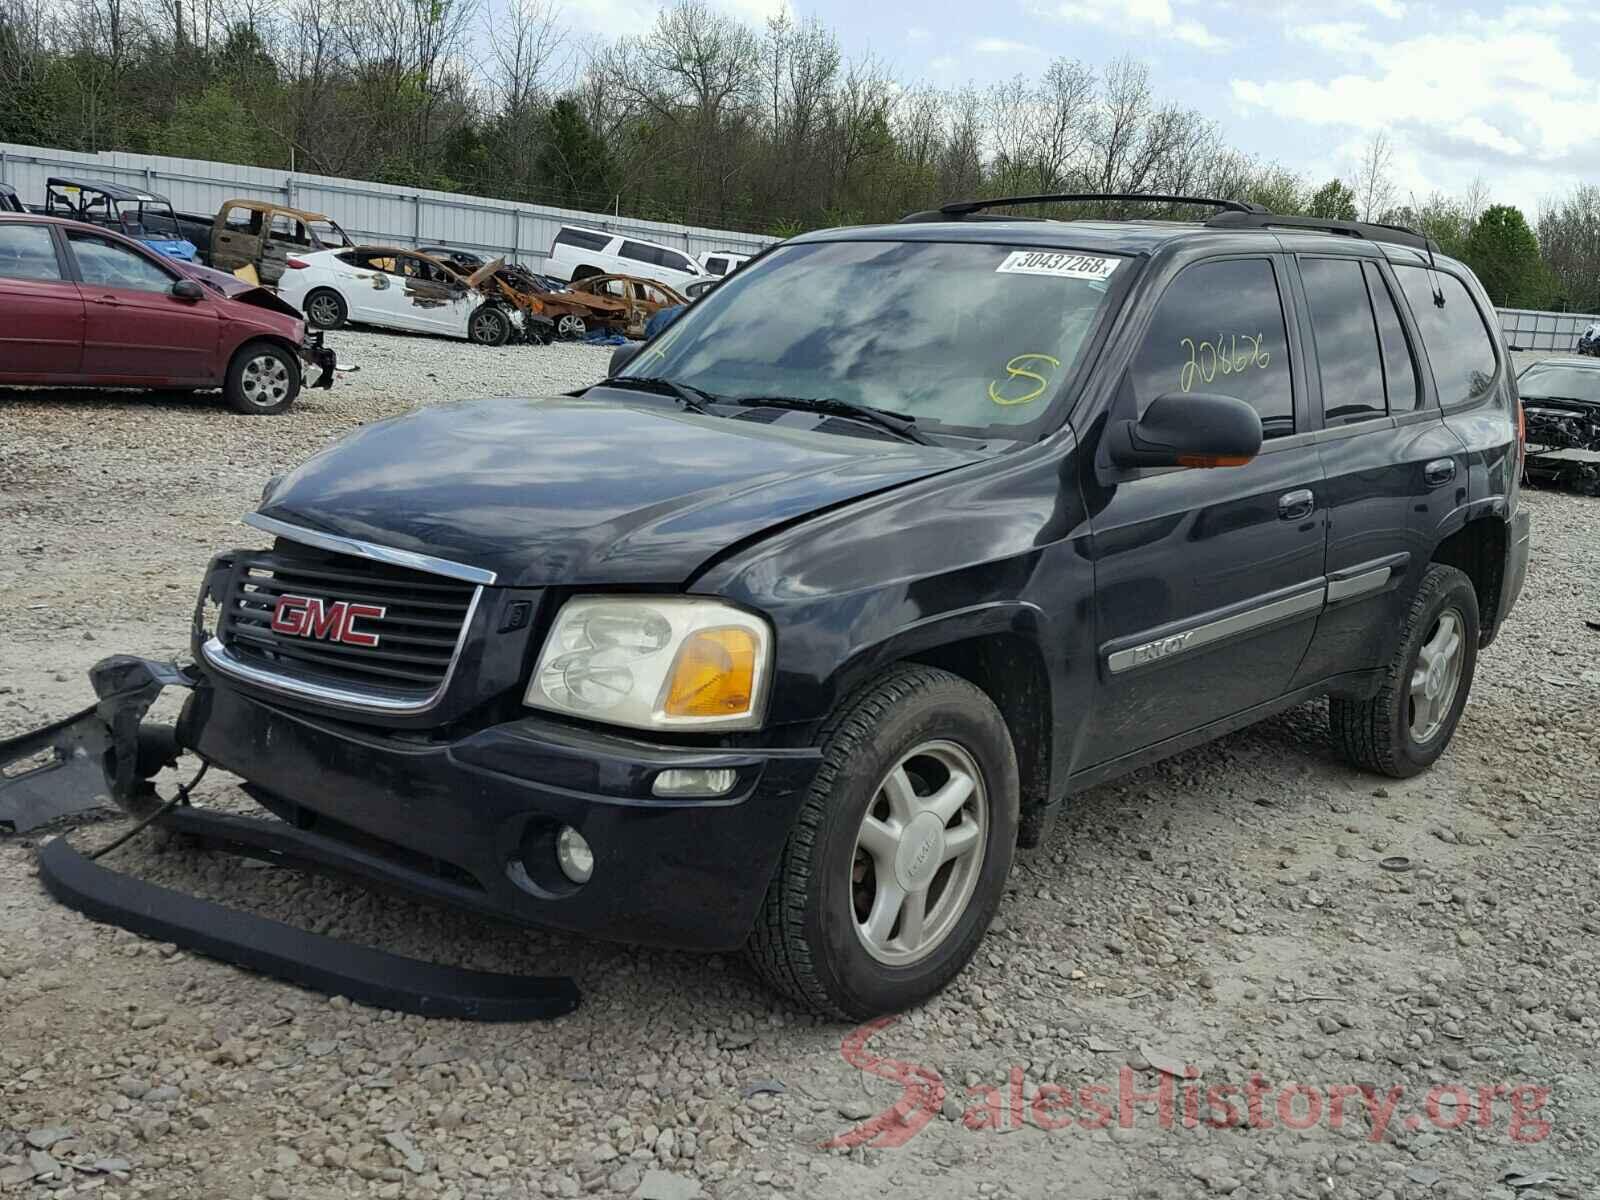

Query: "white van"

xmin=545 ymin=225 xmax=703 ymax=287
xmin=698 ymin=250 xmax=752 ymax=276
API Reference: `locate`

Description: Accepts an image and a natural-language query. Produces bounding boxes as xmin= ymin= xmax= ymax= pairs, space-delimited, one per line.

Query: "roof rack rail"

xmin=1204 ymin=210 xmax=1439 ymax=253
xmin=900 ymin=193 xmax=1267 ymax=222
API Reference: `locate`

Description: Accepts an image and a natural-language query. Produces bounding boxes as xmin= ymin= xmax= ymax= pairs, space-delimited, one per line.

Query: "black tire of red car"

xmin=747 ymin=665 xmax=1019 ymax=1018
xmin=303 ymin=288 xmax=347 ymax=330
xmin=223 ymin=342 xmax=301 ymax=416
xmin=1329 ymin=563 xmax=1479 ymax=778
xmin=468 ymin=305 xmax=512 ymax=346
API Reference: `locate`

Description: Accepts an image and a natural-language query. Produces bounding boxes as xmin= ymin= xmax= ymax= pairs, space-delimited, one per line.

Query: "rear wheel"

xmin=224 ymin=342 xmax=299 ymax=415
xmin=304 ymin=289 xmax=346 ymax=330
xmin=571 ymin=265 xmax=601 ymax=282
xmin=1329 ymin=564 xmax=1479 ymax=777
xmin=747 ymin=666 xmax=1019 ymax=1018
xmin=555 ymin=313 xmax=588 ymax=339
xmin=468 ymin=305 xmax=511 ymax=346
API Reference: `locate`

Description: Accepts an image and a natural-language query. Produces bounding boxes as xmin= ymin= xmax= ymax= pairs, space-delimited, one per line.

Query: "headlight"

xmin=524 ymin=597 xmax=772 ymax=731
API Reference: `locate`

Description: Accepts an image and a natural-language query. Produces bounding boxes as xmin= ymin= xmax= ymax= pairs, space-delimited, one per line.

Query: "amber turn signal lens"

xmin=662 ymin=628 xmax=758 ymax=717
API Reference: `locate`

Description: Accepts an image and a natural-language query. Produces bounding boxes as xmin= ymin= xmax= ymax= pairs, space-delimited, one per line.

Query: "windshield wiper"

xmin=728 ymin=395 xmax=935 ymax=445
xmin=596 ymin=375 xmax=718 ymax=414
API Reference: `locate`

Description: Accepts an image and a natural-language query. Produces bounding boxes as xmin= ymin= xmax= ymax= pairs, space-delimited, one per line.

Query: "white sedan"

xmin=277 ymin=246 xmax=519 ymax=344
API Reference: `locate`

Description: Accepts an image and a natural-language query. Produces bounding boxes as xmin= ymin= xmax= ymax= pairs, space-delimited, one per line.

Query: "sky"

xmin=551 ymin=0 xmax=1600 ymax=216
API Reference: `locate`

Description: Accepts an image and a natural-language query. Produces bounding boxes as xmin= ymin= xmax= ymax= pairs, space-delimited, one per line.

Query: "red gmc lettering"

xmin=269 ymin=595 xmax=386 ymax=646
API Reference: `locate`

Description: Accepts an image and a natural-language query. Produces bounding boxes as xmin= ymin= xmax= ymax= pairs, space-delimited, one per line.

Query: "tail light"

xmin=285 ymin=257 xmax=309 ymax=269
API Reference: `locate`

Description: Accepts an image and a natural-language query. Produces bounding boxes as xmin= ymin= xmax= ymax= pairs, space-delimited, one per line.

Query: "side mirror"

xmin=170 ymin=278 xmax=204 ymax=302
xmin=1107 ymin=392 xmax=1263 ymax=469
xmin=608 ymin=341 xmax=644 ymax=376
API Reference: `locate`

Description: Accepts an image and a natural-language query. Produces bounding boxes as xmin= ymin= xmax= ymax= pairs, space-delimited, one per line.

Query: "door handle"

xmin=1424 ymin=458 xmax=1456 ymax=487
xmin=1277 ymin=489 xmax=1315 ymax=521
xmin=98 ymin=293 xmax=122 ymax=305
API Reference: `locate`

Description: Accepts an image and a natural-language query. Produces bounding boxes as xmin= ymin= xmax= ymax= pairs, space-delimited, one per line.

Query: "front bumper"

xmin=180 ymin=673 xmax=821 ymax=951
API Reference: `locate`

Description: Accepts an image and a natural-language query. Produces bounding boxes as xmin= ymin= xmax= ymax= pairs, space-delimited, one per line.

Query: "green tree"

xmin=1462 ymin=204 xmax=1545 ymax=307
xmin=1306 ymin=179 xmax=1358 ymax=221
xmin=537 ymin=97 xmax=612 ymax=209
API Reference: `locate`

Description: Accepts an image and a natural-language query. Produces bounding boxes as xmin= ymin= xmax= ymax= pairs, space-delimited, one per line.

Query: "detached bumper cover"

xmin=181 ymin=678 xmax=823 ymax=951
xmin=38 ymin=831 xmax=579 ymax=1021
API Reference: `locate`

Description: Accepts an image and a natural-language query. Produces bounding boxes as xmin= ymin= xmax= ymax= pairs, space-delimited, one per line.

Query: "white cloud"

xmin=929 ymin=54 xmax=957 ymax=73
xmin=906 ymin=25 xmax=932 ymax=42
xmin=1049 ymin=0 xmax=1221 ymax=49
xmin=1290 ymin=21 xmax=1366 ymax=55
xmin=1231 ymin=8 xmax=1600 ymax=164
xmin=973 ymin=37 xmax=1036 ymax=53
xmin=1358 ymin=0 xmax=1405 ymax=17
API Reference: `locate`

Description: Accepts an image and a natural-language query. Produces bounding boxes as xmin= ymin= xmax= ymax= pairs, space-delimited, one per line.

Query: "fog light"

xmin=652 ymin=768 xmax=738 ymax=798
xmin=555 ymin=825 xmax=593 ymax=884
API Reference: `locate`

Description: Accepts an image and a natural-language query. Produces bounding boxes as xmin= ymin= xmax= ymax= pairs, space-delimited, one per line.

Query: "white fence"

xmin=1497 ymin=307 xmax=1599 ymax=352
xmin=0 ymin=141 xmax=772 ymax=267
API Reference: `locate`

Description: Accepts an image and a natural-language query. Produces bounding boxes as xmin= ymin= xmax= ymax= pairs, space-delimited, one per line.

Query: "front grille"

xmin=216 ymin=538 xmax=478 ymax=698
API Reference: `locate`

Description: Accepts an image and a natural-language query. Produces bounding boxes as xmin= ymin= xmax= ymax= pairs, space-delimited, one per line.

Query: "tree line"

xmin=3 ymin=0 xmax=1597 ymax=311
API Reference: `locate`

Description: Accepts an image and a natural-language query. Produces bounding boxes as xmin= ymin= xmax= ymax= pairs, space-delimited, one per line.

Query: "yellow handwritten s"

xmin=989 ymin=353 xmax=1062 ymax=406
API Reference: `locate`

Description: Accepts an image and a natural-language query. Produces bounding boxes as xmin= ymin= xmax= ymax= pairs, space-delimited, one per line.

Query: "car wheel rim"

xmin=475 ymin=311 xmax=504 ymax=342
xmin=240 ymin=355 xmax=290 ymax=407
xmin=850 ymin=740 xmax=989 ymax=967
xmin=558 ymin=316 xmax=584 ymax=337
xmin=1409 ymin=607 xmax=1465 ymax=744
xmin=309 ymin=296 xmax=338 ymax=325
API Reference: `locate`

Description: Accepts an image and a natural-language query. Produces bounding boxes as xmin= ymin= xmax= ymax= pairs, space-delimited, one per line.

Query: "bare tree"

xmin=1351 ymin=129 xmax=1396 ymax=222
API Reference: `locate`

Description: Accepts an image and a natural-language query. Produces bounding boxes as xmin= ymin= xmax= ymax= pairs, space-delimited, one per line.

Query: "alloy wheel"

xmin=1409 ymin=607 xmax=1465 ymax=743
xmin=850 ymin=740 xmax=989 ymax=966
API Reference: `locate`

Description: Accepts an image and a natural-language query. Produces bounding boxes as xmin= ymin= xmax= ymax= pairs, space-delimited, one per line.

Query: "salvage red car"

xmin=0 ymin=213 xmax=336 ymax=414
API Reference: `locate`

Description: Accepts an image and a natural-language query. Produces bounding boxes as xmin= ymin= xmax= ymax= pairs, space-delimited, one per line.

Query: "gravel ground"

xmin=2 ymin=334 xmax=1598 ymax=1200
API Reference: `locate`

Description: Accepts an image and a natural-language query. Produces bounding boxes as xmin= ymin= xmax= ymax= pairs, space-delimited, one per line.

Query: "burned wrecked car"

xmin=1518 ymin=356 xmax=1600 ymax=493
xmin=3 ymin=195 xmax=1530 ymax=1020
xmin=276 ymin=245 xmax=550 ymax=345
xmin=209 ymin=199 xmax=354 ymax=284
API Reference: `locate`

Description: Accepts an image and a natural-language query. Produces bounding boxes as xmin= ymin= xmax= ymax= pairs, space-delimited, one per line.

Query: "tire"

xmin=1329 ymin=563 xmax=1479 ymax=778
xmin=571 ymin=265 xmax=601 ymax=281
xmin=303 ymin=289 xmax=346 ymax=330
xmin=468 ymin=305 xmax=511 ymax=346
xmin=224 ymin=342 xmax=300 ymax=415
xmin=555 ymin=313 xmax=588 ymax=339
xmin=747 ymin=665 xmax=1019 ymax=1018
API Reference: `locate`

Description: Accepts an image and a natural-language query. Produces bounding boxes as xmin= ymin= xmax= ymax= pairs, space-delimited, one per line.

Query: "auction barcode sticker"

xmin=996 ymin=251 xmax=1119 ymax=281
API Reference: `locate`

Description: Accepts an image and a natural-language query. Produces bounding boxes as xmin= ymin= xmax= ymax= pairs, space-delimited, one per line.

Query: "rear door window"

xmin=0 ymin=224 xmax=64 ymax=280
xmin=1129 ymin=257 xmax=1297 ymax=440
xmin=1299 ymin=257 xmax=1387 ymax=426
xmin=1365 ymin=263 xmax=1421 ymax=412
xmin=1393 ymin=266 xmax=1498 ymax=408
xmin=620 ymin=240 xmax=660 ymax=267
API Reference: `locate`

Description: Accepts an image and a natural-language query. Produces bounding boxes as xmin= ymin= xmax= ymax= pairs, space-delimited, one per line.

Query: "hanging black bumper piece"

xmin=37 ymin=832 xmax=581 ymax=1021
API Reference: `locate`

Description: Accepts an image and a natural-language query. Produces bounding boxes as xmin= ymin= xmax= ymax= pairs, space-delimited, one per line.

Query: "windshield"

xmin=623 ymin=239 xmax=1123 ymax=437
xmin=1518 ymin=363 xmax=1600 ymax=403
xmin=132 ymin=203 xmax=181 ymax=238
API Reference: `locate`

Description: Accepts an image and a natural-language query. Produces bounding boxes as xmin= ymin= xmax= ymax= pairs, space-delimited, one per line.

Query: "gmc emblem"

xmin=269 ymin=594 xmax=387 ymax=647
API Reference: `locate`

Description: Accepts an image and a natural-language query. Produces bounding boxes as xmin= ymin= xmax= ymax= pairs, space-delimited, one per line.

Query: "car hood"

xmin=256 ymin=396 xmax=976 ymax=587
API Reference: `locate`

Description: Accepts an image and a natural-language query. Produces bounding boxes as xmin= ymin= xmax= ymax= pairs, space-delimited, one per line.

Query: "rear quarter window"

xmin=1393 ymin=266 xmax=1498 ymax=408
xmin=556 ymin=228 xmax=610 ymax=252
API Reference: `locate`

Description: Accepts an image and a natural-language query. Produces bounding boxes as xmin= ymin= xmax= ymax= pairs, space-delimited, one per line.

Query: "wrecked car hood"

xmin=256 ymin=396 xmax=974 ymax=586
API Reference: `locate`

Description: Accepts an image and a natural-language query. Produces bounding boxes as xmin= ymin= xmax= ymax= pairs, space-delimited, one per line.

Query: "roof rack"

xmin=1203 ymin=210 xmax=1439 ymax=253
xmin=901 ymin=193 xmax=1267 ymax=222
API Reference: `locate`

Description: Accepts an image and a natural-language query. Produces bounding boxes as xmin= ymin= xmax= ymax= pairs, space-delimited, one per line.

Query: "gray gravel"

xmin=3 ymin=329 xmax=1599 ymax=1200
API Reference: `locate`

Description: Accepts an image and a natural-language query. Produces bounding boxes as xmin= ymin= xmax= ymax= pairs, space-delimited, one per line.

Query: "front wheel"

xmin=224 ymin=342 xmax=300 ymax=415
xmin=468 ymin=305 xmax=511 ymax=346
xmin=555 ymin=313 xmax=588 ymax=339
xmin=747 ymin=666 xmax=1019 ymax=1018
xmin=1329 ymin=563 xmax=1479 ymax=777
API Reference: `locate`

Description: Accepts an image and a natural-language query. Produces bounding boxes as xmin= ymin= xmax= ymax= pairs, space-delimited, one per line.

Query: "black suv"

xmin=13 ymin=196 xmax=1532 ymax=1018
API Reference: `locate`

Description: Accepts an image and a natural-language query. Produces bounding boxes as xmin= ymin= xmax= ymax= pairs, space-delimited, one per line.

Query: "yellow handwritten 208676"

xmin=1180 ymin=334 xmax=1270 ymax=393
